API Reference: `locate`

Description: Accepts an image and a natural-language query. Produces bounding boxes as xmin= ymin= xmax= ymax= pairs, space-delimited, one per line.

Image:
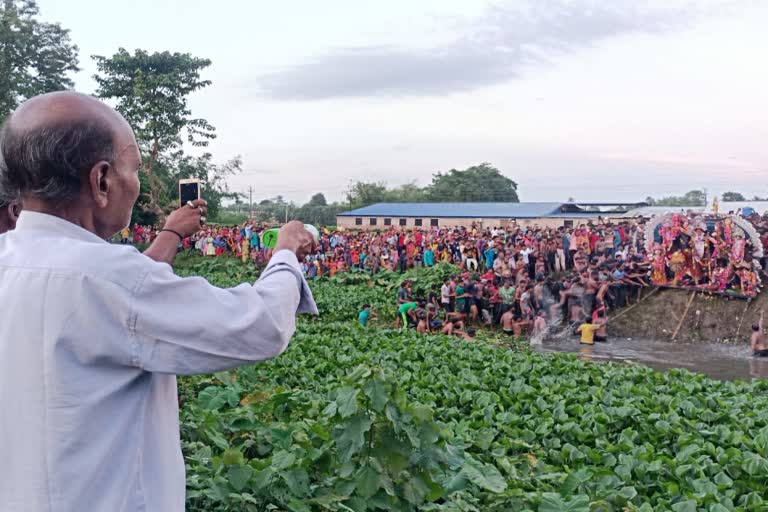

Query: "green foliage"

xmin=174 ymin=252 xmax=259 ymax=287
xmin=178 ymin=257 xmax=768 ymax=510
xmin=212 ymin=211 xmax=249 ymax=226
xmin=426 ymin=163 xmax=519 ymax=203
xmin=645 ymin=190 xmax=707 ymax=207
xmin=93 ymin=48 xmax=237 ymax=223
xmin=0 ymin=0 xmax=80 ymax=119
xmin=721 ymin=192 xmax=746 ymax=202
xmin=309 ymin=262 xmax=458 ymax=323
xmin=308 ymin=193 xmax=328 ymax=207
xmin=341 ymin=163 xmax=519 ymax=211
xmin=93 ymin=48 xmax=215 ymax=153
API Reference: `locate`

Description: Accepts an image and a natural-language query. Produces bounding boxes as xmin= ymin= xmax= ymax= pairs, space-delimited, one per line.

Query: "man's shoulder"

xmin=3 ymin=234 xmax=159 ymax=292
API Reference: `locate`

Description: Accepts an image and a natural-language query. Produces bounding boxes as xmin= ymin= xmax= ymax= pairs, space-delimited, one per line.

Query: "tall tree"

xmin=345 ymin=181 xmax=388 ymax=209
xmin=307 ymin=193 xmax=327 ymax=206
xmin=427 ymin=163 xmax=519 ymax=202
xmin=722 ymin=192 xmax=746 ymax=202
xmin=646 ymin=190 xmax=707 ymax=207
xmin=385 ymin=182 xmax=427 ymax=202
xmin=92 ymin=49 xmax=216 ymax=215
xmin=0 ymin=0 xmax=80 ymax=119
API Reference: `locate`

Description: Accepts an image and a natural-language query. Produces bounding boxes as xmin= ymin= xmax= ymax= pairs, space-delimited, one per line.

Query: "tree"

xmin=646 ymin=190 xmax=707 ymax=207
xmin=170 ymin=153 xmax=242 ymax=221
xmin=307 ymin=193 xmax=327 ymax=206
xmin=345 ymin=181 xmax=388 ymax=209
xmin=722 ymin=192 xmax=746 ymax=202
xmin=92 ymin=49 xmax=216 ymax=215
xmin=385 ymin=182 xmax=427 ymax=203
xmin=427 ymin=163 xmax=519 ymax=202
xmin=0 ymin=0 xmax=80 ymax=119
xmin=254 ymin=196 xmax=294 ymax=224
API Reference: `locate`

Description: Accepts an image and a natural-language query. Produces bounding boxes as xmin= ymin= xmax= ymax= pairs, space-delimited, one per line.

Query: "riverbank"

xmin=609 ymin=287 xmax=767 ymax=344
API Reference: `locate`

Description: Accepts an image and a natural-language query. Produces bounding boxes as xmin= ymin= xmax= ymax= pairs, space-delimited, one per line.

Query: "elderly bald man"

xmin=0 ymin=92 xmax=316 ymax=512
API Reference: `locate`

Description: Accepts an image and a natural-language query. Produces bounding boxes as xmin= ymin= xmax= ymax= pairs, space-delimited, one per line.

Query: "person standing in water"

xmin=751 ymin=311 xmax=768 ymax=357
xmin=576 ymin=318 xmax=603 ymax=345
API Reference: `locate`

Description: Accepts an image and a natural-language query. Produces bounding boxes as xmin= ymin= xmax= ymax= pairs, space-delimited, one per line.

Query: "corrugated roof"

xmin=547 ymin=212 xmax=606 ymax=218
xmin=337 ymin=202 xmax=568 ymax=219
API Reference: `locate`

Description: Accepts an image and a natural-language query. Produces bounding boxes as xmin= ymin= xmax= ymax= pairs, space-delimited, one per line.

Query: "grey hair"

xmin=0 ymin=118 xmax=115 ymax=206
xmin=0 ymin=145 xmax=17 ymax=208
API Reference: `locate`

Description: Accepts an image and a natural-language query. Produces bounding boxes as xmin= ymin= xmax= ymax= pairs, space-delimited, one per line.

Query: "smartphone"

xmin=179 ymin=179 xmax=201 ymax=207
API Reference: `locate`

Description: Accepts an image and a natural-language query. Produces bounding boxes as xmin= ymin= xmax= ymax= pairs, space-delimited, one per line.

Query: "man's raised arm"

xmin=142 ymin=199 xmax=208 ymax=265
xmin=130 ymin=221 xmax=317 ymax=375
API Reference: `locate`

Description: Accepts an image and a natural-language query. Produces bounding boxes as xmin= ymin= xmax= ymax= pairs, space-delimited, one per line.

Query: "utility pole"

xmin=248 ymin=186 xmax=253 ymax=218
xmin=285 ymin=204 xmax=289 ymax=224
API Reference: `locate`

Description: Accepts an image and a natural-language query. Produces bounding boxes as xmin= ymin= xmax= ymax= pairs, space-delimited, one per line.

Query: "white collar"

xmin=15 ymin=211 xmax=108 ymax=244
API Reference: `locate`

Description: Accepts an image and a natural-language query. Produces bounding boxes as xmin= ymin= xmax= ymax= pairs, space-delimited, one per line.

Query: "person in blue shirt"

xmin=358 ymin=304 xmax=377 ymax=327
xmin=423 ymin=247 xmax=435 ymax=267
xmin=484 ymin=246 xmax=496 ymax=270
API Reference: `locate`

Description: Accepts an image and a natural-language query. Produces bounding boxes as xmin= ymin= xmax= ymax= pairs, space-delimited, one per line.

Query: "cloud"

xmin=257 ymin=0 xmax=703 ymax=100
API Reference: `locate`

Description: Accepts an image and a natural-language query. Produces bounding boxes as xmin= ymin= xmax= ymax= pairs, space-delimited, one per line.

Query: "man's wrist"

xmin=158 ymin=228 xmax=183 ymax=241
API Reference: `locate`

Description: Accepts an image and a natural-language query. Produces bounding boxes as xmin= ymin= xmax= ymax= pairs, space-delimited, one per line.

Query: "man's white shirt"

xmin=0 ymin=211 xmax=316 ymax=511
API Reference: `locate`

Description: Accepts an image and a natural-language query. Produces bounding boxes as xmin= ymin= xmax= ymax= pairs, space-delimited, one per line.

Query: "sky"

xmin=42 ymin=0 xmax=768 ymax=205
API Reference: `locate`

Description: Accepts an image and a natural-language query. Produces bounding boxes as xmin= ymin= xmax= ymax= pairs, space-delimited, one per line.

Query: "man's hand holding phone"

xmin=275 ymin=221 xmax=315 ymax=260
xmin=164 ymin=199 xmax=208 ymax=239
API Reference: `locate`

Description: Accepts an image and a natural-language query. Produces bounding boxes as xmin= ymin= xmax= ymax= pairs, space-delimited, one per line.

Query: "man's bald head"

xmin=0 ymin=91 xmax=132 ymax=206
xmin=9 ymin=91 xmax=128 ymax=134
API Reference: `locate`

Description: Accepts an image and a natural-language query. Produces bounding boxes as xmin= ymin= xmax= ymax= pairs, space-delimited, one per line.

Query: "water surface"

xmin=535 ymin=337 xmax=768 ymax=381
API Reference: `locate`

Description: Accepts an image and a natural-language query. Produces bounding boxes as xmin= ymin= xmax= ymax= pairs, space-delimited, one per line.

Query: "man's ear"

xmin=8 ymin=200 xmax=21 ymax=223
xmin=88 ymin=161 xmax=112 ymax=208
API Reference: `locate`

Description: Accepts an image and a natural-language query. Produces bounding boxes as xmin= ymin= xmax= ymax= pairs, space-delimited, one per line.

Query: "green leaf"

xmin=281 ymin=468 xmax=310 ymax=497
xmin=363 ymin=378 xmax=388 ymax=412
xmin=227 ymin=465 xmax=253 ymax=491
xmin=460 ymin=457 xmax=507 ymax=493
xmin=221 ymin=448 xmax=243 ymax=466
xmin=616 ymin=486 xmax=638 ymax=504
xmin=671 ymin=500 xmax=697 ymax=512
xmin=335 ymin=413 xmax=373 ymax=462
xmin=357 ymin=465 xmax=380 ymax=499
xmin=402 ymin=475 xmax=429 ymax=505
xmin=336 ymin=387 xmax=360 ymax=418
xmin=713 ymin=472 xmax=733 ymax=486
xmin=539 ymin=493 xmax=590 ymax=512
xmin=198 ymin=386 xmax=228 ymax=410
xmin=560 ymin=468 xmax=592 ymax=496
xmin=287 ymin=498 xmax=311 ymax=512
xmin=271 ymin=450 xmax=297 ymax=470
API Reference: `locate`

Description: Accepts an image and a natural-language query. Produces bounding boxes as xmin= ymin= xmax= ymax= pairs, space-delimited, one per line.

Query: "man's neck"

xmin=23 ymin=198 xmax=107 ymax=239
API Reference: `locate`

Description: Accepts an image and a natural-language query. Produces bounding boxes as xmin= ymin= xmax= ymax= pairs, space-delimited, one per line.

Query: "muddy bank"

xmin=609 ymin=287 xmax=768 ymax=344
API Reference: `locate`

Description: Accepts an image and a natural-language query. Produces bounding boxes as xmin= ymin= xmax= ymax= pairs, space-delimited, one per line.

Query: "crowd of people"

xmin=137 ymin=212 xmax=768 ymax=342
xmin=346 ymin=221 xmax=649 ymax=343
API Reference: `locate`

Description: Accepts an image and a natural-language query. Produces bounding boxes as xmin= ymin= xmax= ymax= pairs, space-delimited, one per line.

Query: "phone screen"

xmin=179 ymin=182 xmax=200 ymax=206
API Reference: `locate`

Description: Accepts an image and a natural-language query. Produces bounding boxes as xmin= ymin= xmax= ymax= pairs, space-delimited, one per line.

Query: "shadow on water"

xmin=535 ymin=337 xmax=768 ymax=381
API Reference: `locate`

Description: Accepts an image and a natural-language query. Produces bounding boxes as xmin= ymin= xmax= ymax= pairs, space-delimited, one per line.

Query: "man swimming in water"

xmin=751 ymin=311 xmax=768 ymax=357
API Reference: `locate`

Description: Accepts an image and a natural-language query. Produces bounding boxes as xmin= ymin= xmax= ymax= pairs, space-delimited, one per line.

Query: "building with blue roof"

xmin=336 ymin=202 xmax=645 ymax=230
